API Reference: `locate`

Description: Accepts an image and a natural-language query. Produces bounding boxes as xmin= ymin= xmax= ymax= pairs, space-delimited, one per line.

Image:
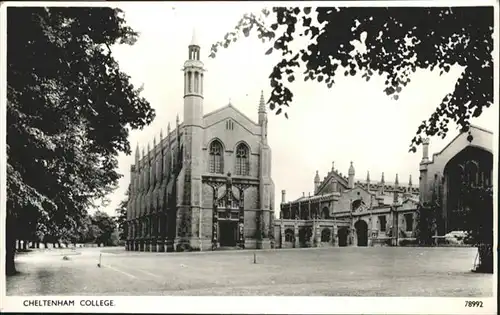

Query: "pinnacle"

xmin=190 ymin=28 xmax=199 ymax=46
xmin=259 ymin=90 xmax=266 ymax=112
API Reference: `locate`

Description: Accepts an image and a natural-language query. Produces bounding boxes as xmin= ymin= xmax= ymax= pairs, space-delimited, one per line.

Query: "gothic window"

xmin=282 ymin=208 xmax=291 ymax=219
xmin=209 ymin=140 xmax=224 ymax=173
xmin=284 ymin=229 xmax=294 ymax=242
xmin=404 ymin=213 xmax=414 ymax=232
xmin=465 ymin=161 xmax=479 ymax=187
xmin=379 ymin=215 xmax=387 ymax=232
xmin=321 ymin=207 xmax=329 ymax=219
xmin=321 ymin=229 xmax=331 ymax=242
xmin=352 ymin=199 xmax=362 ymax=211
xmin=235 ymin=143 xmax=249 ymax=175
xmin=170 ymin=151 xmax=175 ymax=173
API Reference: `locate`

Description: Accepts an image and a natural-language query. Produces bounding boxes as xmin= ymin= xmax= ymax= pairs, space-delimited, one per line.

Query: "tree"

xmin=92 ymin=211 xmax=117 ymax=246
xmin=115 ymin=186 xmax=130 ymax=242
xmin=210 ymin=7 xmax=493 ymax=152
xmin=457 ymin=185 xmax=493 ymax=273
xmin=414 ymin=201 xmax=441 ymax=246
xmin=6 ymin=7 xmax=155 ymax=275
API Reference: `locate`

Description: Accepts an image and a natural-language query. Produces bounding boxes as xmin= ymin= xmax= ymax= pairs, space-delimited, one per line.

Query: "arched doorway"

xmin=284 ymin=229 xmax=294 ymax=243
xmin=321 ymin=228 xmax=331 ymax=242
xmin=338 ymin=227 xmax=349 ymax=247
xmin=354 ymin=220 xmax=368 ymax=246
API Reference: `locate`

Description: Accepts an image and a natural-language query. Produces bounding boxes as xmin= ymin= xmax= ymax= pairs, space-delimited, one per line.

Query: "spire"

xmin=153 ymin=135 xmax=156 ymax=147
xmin=381 ymin=172 xmax=385 ymax=183
xmin=176 ymin=114 xmax=180 ymax=125
xmin=190 ymin=28 xmax=199 ymax=47
xmin=147 ymin=142 xmax=150 ymax=157
xmin=160 ymin=128 xmax=163 ymax=140
xmin=258 ymin=90 xmax=267 ymax=126
xmin=142 ymin=146 xmax=145 ymax=157
xmin=395 ymin=173 xmax=399 ymax=186
xmin=259 ymin=90 xmax=266 ymax=113
xmin=167 ymin=122 xmax=171 ymax=135
xmin=348 ymin=162 xmax=355 ymax=188
xmin=409 ymin=175 xmax=412 ymax=187
xmin=331 ymin=161 xmax=335 ymax=171
xmin=314 ymin=170 xmax=320 ymax=183
xmin=366 ymin=170 xmax=370 ymax=181
xmin=348 ymin=161 xmax=355 ymax=175
xmin=135 ymin=142 xmax=140 ymax=157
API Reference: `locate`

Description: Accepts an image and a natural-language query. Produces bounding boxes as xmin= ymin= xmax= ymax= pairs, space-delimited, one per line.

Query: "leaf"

xmin=276 ymin=108 xmax=282 ymax=115
xmin=265 ymin=47 xmax=273 ymax=55
xmin=287 ymin=75 xmax=295 ymax=83
xmin=212 ymin=6 xmax=493 ymax=153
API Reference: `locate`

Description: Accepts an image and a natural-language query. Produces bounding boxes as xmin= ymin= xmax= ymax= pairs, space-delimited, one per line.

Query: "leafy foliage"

xmin=456 ymin=185 xmax=493 ymax=245
xmin=92 ymin=211 xmax=117 ymax=246
xmin=210 ymin=7 xmax=493 ymax=152
xmin=6 ymin=7 xmax=154 ymax=275
xmin=115 ymin=187 xmax=130 ymax=241
xmin=414 ymin=201 xmax=441 ymax=246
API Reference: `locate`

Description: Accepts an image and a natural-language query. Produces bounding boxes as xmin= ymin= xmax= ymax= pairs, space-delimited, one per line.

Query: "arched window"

xmin=194 ymin=72 xmax=199 ymax=93
xmin=284 ymin=229 xmax=294 ymax=242
xmin=282 ymin=208 xmax=291 ymax=219
xmin=321 ymin=229 xmax=331 ymax=242
xmin=170 ymin=151 xmax=175 ymax=173
xmin=187 ymin=72 xmax=192 ymax=93
xmin=352 ymin=199 xmax=362 ymax=211
xmin=200 ymin=73 xmax=204 ymax=94
xmin=235 ymin=143 xmax=249 ymax=175
xmin=465 ymin=161 xmax=479 ymax=187
xmin=209 ymin=140 xmax=224 ymax=173
xmin=321 ymin=207 xmax=329 ymax=219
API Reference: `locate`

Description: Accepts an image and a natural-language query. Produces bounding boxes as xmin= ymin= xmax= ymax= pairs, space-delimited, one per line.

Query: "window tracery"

xmin=209 ymin=140 xmax=224 ymax=173
xmin=235 ymin=143 xmax=249 ymax=176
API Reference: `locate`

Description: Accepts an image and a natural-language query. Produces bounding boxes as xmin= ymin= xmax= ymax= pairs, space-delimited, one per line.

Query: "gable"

xmin=400 ymin=198 xmax=418 ymax=210
xmin=316 ymin=171 xmax=349 ymax=195
xmin=333 ymin=186 xmax=376 ymax=212
xmin=203 ymin=105 xmax=260 ymax=135
xmin=431 ymin=125 xmax=493 ymax=167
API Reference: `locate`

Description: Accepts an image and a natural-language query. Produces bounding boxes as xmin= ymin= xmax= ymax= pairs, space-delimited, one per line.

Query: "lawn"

xmin=6 ymin=246 xmax=493 ymax=296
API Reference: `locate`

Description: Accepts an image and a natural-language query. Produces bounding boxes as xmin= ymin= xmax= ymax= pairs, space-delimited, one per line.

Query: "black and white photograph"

xmin=0 ymin=1 xmax=497 ymax=314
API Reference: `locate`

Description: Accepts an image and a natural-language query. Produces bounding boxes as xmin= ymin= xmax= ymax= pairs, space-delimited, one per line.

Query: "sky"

xmin=102 ymin=2 xmax=497 ymax=217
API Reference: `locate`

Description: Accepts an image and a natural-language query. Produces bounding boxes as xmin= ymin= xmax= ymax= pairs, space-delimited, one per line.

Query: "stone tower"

xmin=177 ymin=29 xmax=205 ymax=250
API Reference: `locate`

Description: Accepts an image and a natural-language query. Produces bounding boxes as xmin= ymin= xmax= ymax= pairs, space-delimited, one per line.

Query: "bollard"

xmin=253 ymin=252 xmax=257 ymax=264
xmin=97 ymin=253 xmax=102 ymax=268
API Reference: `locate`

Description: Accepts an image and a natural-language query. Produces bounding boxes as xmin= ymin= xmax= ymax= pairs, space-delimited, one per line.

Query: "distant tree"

xmin=6 ymin=7 xmax=155 ymax=275
xmin=210 ymin=7 xmax=493 ymax=152
xmin=92 ymin=211 xmax=117 ymax=246
xmin=115 ymin=187 xmax=130 ymax=241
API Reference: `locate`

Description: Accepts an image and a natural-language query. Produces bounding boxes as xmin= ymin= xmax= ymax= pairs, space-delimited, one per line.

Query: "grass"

xmin=6 ymin=246 xmax=494 ymax=296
